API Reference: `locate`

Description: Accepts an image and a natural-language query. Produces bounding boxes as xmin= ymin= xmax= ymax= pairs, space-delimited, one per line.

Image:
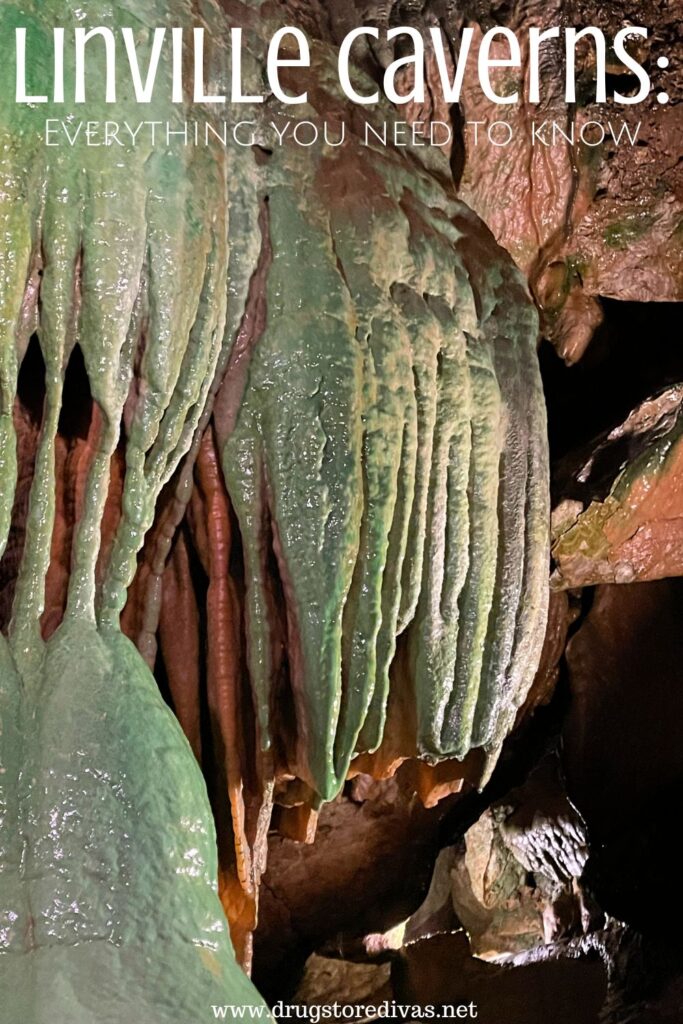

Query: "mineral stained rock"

xmin=0 ymin=0 xmax=552 ymax=1007
xmin=0 ymin=1 xmax=267 ymax=1017
xmin=402 ymin=755 xmax=589 ymax=961
xmin=323 ymin=1 xmax=682 ymax=362
xmin=218 ymin=12 xmax=550 ymax=804
xmin=551 ymin=386 xmax=683 ymax=588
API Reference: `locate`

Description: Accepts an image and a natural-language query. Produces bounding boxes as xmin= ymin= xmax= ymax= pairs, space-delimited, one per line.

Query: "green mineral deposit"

xmin=603 ymin=210 xmax=657 ymax=250
xmin=222 ymin=114 xmax=550 ymax=797
xmin=0 ymin=0 xmax=550 ymax=1017
xmin=0 ymin=1 xmax=268 ymax=1019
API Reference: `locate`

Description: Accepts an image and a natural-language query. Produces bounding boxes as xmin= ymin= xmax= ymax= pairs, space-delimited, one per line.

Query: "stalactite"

xmin=0 ymin=0 xmax=551 ymax=1007
xmin=0 ymin=1 xmax=267 ymax=1018
xmin=220 ymin=108 xmax=549 ymax=801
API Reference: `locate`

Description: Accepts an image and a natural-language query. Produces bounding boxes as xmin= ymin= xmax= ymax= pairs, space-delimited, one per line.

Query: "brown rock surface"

xmin=253 ymin=776 xmax=457 ymax=999
xmin=563 ymin=579 xmax=683 ymax=839
xmin=294 ymin=954 xmax=392 ymax=1007
xmin=516 ymin=590 xmax=576 ymax=719
xmin=395 ymin=931 xmax=607 ymax=1024
xmin=342 ymin=0 xmax=683 ymax=360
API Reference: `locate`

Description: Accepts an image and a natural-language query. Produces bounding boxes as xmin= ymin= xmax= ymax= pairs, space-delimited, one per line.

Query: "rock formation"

xmin=0 ymin=0 xmax=681 ymax=1021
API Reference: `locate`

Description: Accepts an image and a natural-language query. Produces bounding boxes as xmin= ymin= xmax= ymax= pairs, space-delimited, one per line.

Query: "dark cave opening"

xmin=58 ymin=343 xmax=93 ymax=441
xmin=540 ymin=298 xmax=683 ymax=468
xmin=0 ymin=335 xmax=47 ymax=632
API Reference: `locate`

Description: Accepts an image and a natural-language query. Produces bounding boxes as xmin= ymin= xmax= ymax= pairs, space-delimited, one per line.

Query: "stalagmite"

xmin=0 ymin=1 xmax=267 ymax=1018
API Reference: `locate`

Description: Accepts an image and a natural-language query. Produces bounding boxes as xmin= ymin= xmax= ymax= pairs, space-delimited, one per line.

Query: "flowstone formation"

xmin=220 ymin=113 xmax=550 ymax=803
xmin=0 ymin=1 xmax=267 ymax=1018
xmin=0 ymin=0 xmax=550 ymax=1014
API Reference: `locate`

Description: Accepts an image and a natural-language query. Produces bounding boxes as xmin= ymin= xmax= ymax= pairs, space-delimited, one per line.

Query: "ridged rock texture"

xmin=0 ymin=0 xmax=266 ymax=1017
xmin=218 ymin=98 xmax=550 ymax=804
xmin=0 ymin=0 xmax=551 ymax=1010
